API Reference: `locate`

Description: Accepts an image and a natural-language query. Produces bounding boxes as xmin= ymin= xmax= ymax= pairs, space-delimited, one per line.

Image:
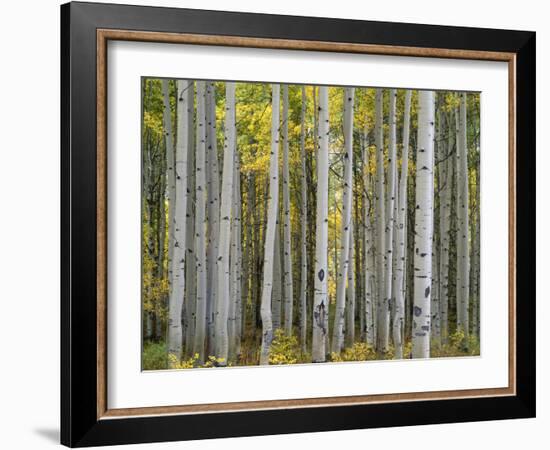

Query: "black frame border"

xmin=61 ymin=1 xmax=535 ymax=447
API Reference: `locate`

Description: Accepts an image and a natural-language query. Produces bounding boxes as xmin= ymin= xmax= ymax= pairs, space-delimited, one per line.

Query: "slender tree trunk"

xmin=374 ymin=89 xmax=386 ymax=353
xmin=272 ymin=218 xmax=283 ymax=330
xmin=184 ymin=82 xmax=196 ymax=357
xmin=281 ymin=85 xmax=295 ymax=335
xmin=392 ymin=90 xmax=411 ymax=359
xmin=363 ymin=132 xmax=375 ymax=346
xmin=162 ymin=80 xmax=176 ymax=296
xmin=231 ymin=148 xmax=243 ymax=360
xmin=412 ymin=90 xmax=435 ymax=359
xmin=167 ymin=80 xmax=190 ymax=362
xmin=259 ymin=84 xmax=280 ymax=365
xmin=312 ymin=86 xmax=329 ymax=363
xmin=249 ymin=172 xmax=259 ymax=328
xmin=160 ymin=80 xmax=176 ymax=341
xmin=215 ymin=82 xmax=235 ymax=365
xmin=471 ymin=157 xmax=480 ymax=338
xmin=345 ymin=221 xmax=356 ymax=347
xmin=439 ymin=110 xmax=453 ymax=344
xmin=431 ymin=103 xmax=443 ymax=349
xmin=456 ymin=93 xmax=470 ymax=345
xmin=206 ymin=82 xmax=220 ymax=357
xmin=332 ymin=87 xmax=354 ymax=353
xmin=156 ymin=159 xmax=166 ymax=340
xmin=193 ymin=81 xmax=208 ymax=362
xmin=299 ymin=86 xmax=308 ymax=353
xmin=241 ymin=172 xmax=253 ymax=335
xmin=431 ymin=237 xmax=441 ymax=346
xmin=382 ymin=88 xmax=397 ymax=355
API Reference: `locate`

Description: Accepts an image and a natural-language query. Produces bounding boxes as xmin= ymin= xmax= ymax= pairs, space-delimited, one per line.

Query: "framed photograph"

xmin=61 ymin=1 xmax=535 ymax=447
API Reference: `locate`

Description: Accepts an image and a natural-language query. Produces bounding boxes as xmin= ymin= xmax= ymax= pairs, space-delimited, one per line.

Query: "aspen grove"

xmin=142 ymin=79 xmax=481 ymax=369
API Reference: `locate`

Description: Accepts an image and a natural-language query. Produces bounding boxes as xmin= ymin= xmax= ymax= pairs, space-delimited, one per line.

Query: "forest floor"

xmin=143 ymin=327 xmax=480 ymax=370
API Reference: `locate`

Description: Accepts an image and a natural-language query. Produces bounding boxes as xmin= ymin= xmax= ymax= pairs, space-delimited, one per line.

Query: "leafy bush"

xmin=143 ymin=341 xmax=168 ymax=370
xmin=143 ymin=342 xmax=229 ymax=370
xmin=330 ymin=342 xmax=376 ymax=362
xmin=269 ymin=329 xmax=299 ymax=365
xmin=168 ymin=353 xmax=228 ymax=369
xmin=449 ymin=328 xmax=466 ymax=349
xmin=430 ymin=329 xmax=480 ymax=358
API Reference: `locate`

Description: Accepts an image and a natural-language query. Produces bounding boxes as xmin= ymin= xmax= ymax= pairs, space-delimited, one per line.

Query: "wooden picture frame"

xmin=61 ymin=1 xmax=535 ymax=447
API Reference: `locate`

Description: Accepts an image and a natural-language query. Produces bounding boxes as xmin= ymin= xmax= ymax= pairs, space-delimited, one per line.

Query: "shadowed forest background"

xmin=141 ymin=78 xmax=480 ymax=370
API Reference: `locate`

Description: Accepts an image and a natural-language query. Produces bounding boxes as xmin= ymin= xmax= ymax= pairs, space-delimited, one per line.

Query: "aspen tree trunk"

xmin=231 ymin=149 xmax=243 ymax=359
xmin=312 ymin=86 xmax=329 ymax=363
xmin=249 ymin=173 xmax=259 ymax=327
xmin=332 ymin=87 xmax=354 ymax=353
xmin=160 ymin=80 xmax=176 ymax=341
xmin=374 ymin=89 xmax=386 ymax=353
xmin=412 ymin=90 xmax=435 ymax=359
xmin=193 ymin=81 xmax=208 ymax=362
xmin=308 ymin=87 xmax=318 ymax=348
xmin=471 ymin=162 xmax=480 ymax=337
xmin=184 ymin=82 xmax=196 ymax=357
xmin=385 ymin=89 xmax=398 ymax=349
xmin=162 ymin=80 xmax=176 ymax=292
xmin=241 ymin=172 xmax=253 ymax=334
xmin=379 ymin=89 xmax=398 ymax=353
xmin=215 ymin=82 xmax=235 ymax=365
xmin=143 ymin=81 xmax=155 ymax=340
xmin=156 ymin=163 xmax=166 ymax=340
xmin=257 ymin=177 xmax=269 ymax=328
xmin=345 ymin=221 xmax=356 ymax=347
xmin=439 ymin=110 xmax=452 ymax=344
xmin=206 ymin=82 xmax=220 ymax=356
xmin=167 ymin=80 xmax=190 ymax=362
xmin=431 ymin=104 xmax=443 ymax=349
xmin=281 ymin=85 xmax=295 ymax=335
xmin=363 ymin=151 xmax=375 ymax=347
xmin=259 ymin=84 xmax=280 ymax=365
xmin=382 ymin=89 xmax=397 ymax=355
xmin=431 ymin=239 xmax=441 ymax=346
xmin=354 ymin=183 xmax=363 ymax=341
xmin=392 ymin=89 xmax=411 ymax=359
xmin=272 ymin=219 xmax=283 ymax=330
xmin=456 ymin=93 xmax=470 ymax=344
xmin=299 ymin=86 xmax=308 ymax=353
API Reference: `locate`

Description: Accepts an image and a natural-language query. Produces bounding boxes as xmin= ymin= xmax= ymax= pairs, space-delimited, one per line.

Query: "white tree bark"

xmin=282 ymin=85 xmax=294 ymax=335
xmin=412 ymin=90 xmax=435 ymax=359
xmin=382 ymin=89 xmax=397 ymax=354
xmin=312 ymin=86 xmax=330 ymax=363
xmin=456 ymin=93 xmax=470 ymax=342
xmin=272 ymin=218 xmax=283 ymax=330
xmin=299 ymin=86 xmax=308 ymax=353
xmin=439 ymin=109 xmax=453 ymax=344
xmin=167 ymin=80 xmax=190 ymax=363
xmin=259 ymin=84 xmax=280 ymax=365
xmin=374 ymin=89 xmax=386 ymax=353
xmin=206 ymin=82 xmax=220 ymax=356
xmin=192 ymin=81 xmax=208 ymax=362
xmin=431 ymin=237 xmax=441 ymax=345
xmin=215 ymin=82 xmax=235 ymax=365
xmin=184 ymin=81 xmax=196 ymax=357
xmin=392 ymin=89 xmax=411 ymax=359
xmin=363 ymin=134 xmax=375 ymax=346
xmin=332 ymin=87 xmax=354 ymax=353
xmin=231 ymin=147 xmax=243 ymax=360
xmin=345 ymin=220 xmax=356 ymax=347
xmin=431 ymin=103 xmax=443 ymax=348
xmin=162 ymin=80 xmax=176 ymax=293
